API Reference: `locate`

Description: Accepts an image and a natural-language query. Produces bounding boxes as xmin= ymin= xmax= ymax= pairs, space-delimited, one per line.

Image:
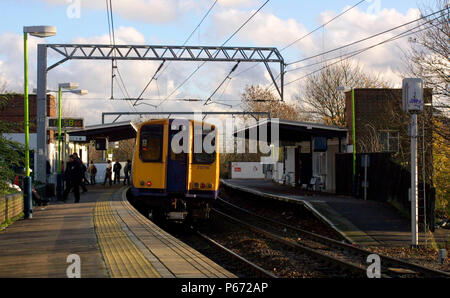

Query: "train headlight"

xmin=208 ymin=183 xmax=212 ymax=189
xmin=140 ymin=181 xmax=145 ymax=186
xmin=194 ymin=183 xmax=199 ymax=188
xmin=200 ymin=183 xmax=206 ymax=189
xmin=147 ymin=181 xmax=152 ymax=187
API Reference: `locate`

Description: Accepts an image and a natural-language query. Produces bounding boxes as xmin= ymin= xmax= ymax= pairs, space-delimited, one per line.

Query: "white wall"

xmin=327 ymin=144 xmax=339 ymax=193
xmin=230 ymin=162 xmax=265 ymax=179
xmin=91 ymin=162 xmax=127 ymax=183
xmin=285 ymin=146 xmax=296 ymax=175
xmin=272 ymin=162 xmax=284 ymax=183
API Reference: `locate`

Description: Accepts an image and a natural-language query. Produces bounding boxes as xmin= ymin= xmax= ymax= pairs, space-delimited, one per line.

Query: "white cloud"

xmin=0 ymin=5 xmax=426 ymax=124
xmin=41 ymin=0 xmax=217 ymax=24
xmin=218 ymin=0 xmax=258 ymax=8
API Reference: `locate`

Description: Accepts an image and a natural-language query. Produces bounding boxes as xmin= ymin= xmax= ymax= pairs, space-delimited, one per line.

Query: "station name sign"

xmin=47 ymin=118 xmax=84 ymax=130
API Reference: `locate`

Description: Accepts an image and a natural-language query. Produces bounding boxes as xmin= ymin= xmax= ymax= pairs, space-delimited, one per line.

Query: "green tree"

xmin=0 ymin=120 xmax=25 ymax=194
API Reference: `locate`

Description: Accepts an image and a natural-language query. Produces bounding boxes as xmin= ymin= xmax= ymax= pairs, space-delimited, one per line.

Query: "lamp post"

xmin=23 ymin=26 xmax=56 ymax=219
xmin=338 ymin=86 xmax=357 ymax=196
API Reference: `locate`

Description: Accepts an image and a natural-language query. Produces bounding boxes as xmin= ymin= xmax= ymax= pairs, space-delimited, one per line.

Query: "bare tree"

xmin=403 ymin=0 xmax=449 ymax=107
xmin=402 ymin=1 xmax=450 ymax=216
xmin=113 ymin=139 xmax=136 ymax=161
xmin=62 ymin=100 xmax=81 ymax=117
xmin=298 ymin=60 xmax=389 ymax=126
xmin=241 ymin=85 xmax=309 ymax=121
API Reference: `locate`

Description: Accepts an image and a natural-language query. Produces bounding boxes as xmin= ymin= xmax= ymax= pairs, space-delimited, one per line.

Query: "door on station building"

xmin=167 ymin=120 xmax=188 ymax=193
xmin=298 ymin=153 xmax=312 ymax=186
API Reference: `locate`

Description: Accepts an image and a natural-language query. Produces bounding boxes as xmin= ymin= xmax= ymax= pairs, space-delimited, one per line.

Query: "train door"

xmin=167 ymin=120 xmax=188 ymax=193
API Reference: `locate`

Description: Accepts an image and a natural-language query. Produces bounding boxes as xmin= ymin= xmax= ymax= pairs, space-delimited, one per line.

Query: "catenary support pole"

xmin=352 ymin=88 xmax=356 ymax=197
xmin=23 ymin=31 xmax=32 ymax=219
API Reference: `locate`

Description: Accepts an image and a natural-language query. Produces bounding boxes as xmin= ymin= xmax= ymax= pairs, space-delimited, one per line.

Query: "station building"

xmin=0 ymin=93 xmax=89 ymax=182
xmin=234 ymin=119 xmax=348 ymax=193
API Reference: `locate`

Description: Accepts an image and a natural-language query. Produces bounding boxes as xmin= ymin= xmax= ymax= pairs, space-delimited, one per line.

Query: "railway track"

xmin=131 ymin=200 xmax=276 ymax=278
xmin=214 ymin=196 xmax=450 ymax=279
xmin=192 ymin=230 xmax=278 ymax=278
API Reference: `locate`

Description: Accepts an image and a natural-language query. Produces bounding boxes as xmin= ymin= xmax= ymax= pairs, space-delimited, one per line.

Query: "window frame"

xmin=139 ymin=124 xmax=164 ymax=163
xmin=378 ymin=130 xmax=399 ymax=153
xmin=192 ymin=128 xmax=217 ymax=165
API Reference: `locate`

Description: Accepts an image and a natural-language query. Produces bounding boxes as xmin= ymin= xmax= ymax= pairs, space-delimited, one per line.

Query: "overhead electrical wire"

xmin=204 ymin=62 xmax=240 ymax=106
xmin=285 ymin=6 xmax=449 ymax=67
xmin=280 ymin=14 xmax=445 ymax=87
xmin=133 ymin=61 xmax=165 ymax=106
xmin=106 ymin=0 xmax=139 ymax=113
xmin=157 ymin=0 xmax=270 ymax=108
xmin=134 ymin=0 xmax=220 ymax=109
xmin=155 ymin=0 xmax=219 ymax=80
xmin=231 ymin=0 xmax=366 ymax=80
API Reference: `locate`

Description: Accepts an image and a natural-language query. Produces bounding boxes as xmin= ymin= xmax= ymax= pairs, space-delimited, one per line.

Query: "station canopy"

xmin=69 ymin=121 xmax=136 ymax=142
xmin=235 ymin=119 xmax=348 ymax=145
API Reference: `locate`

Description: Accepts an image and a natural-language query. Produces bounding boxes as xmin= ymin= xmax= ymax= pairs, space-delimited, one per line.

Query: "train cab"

xmin=131 ymin=118 xmax=219 ymax=222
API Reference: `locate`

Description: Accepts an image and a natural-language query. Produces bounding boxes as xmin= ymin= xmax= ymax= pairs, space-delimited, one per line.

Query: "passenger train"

xmin=129 ymin=118 xmax=219 ymax=222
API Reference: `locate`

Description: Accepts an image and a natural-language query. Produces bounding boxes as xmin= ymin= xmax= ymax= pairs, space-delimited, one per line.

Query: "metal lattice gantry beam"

xmin=102 ymin=111 xmax=271 ymax=124
xmin=47 ymin=44 xmax=283 ymax=64
xmin=46 ymin=44 xmax=285 ymax=100
xmin=35 ymin=43 xmax=283 ymax=183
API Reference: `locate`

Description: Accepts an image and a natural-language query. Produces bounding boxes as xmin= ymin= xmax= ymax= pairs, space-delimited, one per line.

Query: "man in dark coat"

xmin=63 ymin=155 xmax=82 ymax=203
xmin=113 ymin=160 xmax=122 ymax=184
xmin=123 ymin=160 xmax=131 ymax=186
xmin=73 ymin=153 xmax=88 ymax=192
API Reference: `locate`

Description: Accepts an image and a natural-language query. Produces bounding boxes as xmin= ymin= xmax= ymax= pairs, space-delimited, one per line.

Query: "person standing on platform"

xmin=113 ymin=160 xmax=122 ymax=184
xmin=63 ymin=155 xmax=82 ymax=203
xmin=88 ymin=160 xmax=97 ymax=185
xmin=123 ymin=160 xmax=131 ymax=186
xmin=103 ymin=160 xmax=112 ymax=186
xmin=73 ymin=153 xmax=88 ymax=193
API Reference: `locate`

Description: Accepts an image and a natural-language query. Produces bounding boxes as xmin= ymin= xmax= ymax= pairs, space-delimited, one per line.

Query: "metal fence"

xmin=336 ymin=153 xmax=435 ymax=231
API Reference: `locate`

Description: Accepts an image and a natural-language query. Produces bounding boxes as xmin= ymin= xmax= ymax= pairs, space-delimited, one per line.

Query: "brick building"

xmin=0 ymin=93 xmax=56 ymax=137
xmin=0 ymin=93 xmax=57 ymax=176
xmin=344 ymin=88 xmax=433 ymax=183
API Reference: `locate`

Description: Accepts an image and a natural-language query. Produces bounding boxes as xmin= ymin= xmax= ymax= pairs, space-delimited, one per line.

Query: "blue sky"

xmin=0 ymin=0 xmax=423 ymax=45
xmin=0 ymin=0 xmax=432 ymax=124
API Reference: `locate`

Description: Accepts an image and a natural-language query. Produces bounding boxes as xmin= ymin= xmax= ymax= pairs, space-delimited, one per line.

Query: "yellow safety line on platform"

xmin=94 ymin=200 xmax=161 ymax=278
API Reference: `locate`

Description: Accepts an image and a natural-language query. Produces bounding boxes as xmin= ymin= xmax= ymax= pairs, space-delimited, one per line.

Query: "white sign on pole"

xmin=402 ymin=78 xmax=424 ymax=113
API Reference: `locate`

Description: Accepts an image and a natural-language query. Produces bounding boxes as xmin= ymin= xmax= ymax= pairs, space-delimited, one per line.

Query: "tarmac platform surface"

xmin=0 ymin=184 xmax=235 ymax=278
xmin=221 ymin=179 xmax=449 ymax=247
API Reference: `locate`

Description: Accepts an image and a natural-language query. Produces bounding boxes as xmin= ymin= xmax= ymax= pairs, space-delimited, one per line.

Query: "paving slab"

xmin=0 ymin=184 xmax=235 ymax=278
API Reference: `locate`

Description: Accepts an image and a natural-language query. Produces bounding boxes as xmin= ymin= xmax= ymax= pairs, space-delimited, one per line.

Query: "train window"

xmin=192 ymin=128 xmax=216 ymax=164
xmin=140 ymin=125 xmax=163 ymax=162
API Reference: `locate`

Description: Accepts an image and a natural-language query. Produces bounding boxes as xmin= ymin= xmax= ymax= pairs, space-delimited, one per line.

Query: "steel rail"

xmin=211 ymin=207 xmax=369 ymax=277
xmin=195 ymin=230 xmax=278 ymax=278
xmin=216 ymin=196 xmax=450 ymax=278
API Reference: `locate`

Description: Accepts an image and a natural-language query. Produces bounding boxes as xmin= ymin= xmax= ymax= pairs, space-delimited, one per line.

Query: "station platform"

xmin=221 ymin=179 xmax=449 ymax=247
xmin=0 ymin=184 xmax=235 ymax=278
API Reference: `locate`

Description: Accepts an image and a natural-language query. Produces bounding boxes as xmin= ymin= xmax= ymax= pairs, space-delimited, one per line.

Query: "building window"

xmin=378 ymin=130 xmax=399 ymax=152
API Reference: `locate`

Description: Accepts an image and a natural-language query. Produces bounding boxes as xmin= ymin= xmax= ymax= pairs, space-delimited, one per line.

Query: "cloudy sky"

xmin=0 ymin=0 xmax=430 ymax=125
